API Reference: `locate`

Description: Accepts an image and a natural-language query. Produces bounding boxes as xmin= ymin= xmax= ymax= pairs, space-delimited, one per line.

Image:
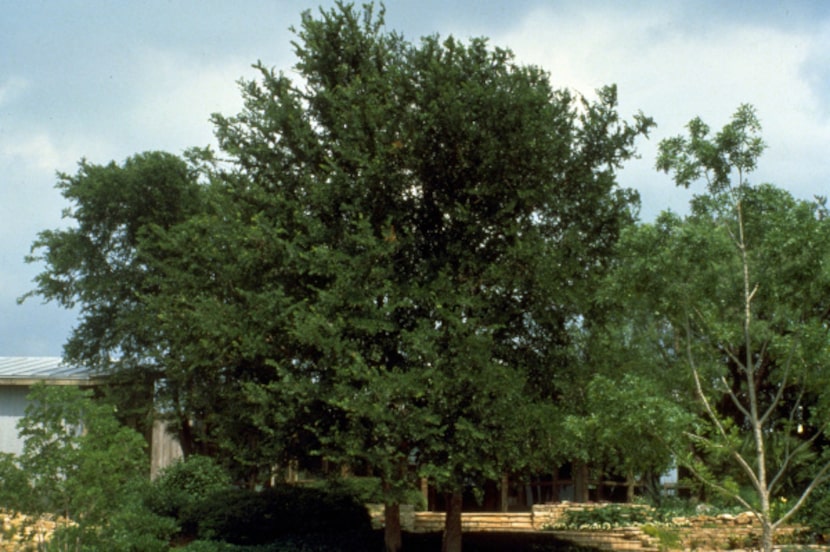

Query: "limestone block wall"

xmin=368 ymin=503 xmax=805 ymax=551
xmin=531 ymin=502 xmax=652 ymax=530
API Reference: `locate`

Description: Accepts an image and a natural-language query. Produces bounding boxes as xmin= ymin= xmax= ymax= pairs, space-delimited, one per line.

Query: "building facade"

xmin=0 ymin=357 xmax=97 ymax=455
xmin=0 ymin=356 xmax=181 ymax=476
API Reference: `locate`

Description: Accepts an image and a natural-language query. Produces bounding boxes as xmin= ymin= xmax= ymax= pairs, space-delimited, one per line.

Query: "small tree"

xmin=11 ymin=384 xmax=149 ymax=550
xmin=651 ymin=105 xmax=830 ymax=552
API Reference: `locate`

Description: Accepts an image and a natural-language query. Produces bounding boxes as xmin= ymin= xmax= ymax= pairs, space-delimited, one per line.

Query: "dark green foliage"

xmin=181 ymin=538 xmax=366 ymax=552
xmin=318 ymin=476 xmax=426 ymax=510
xmin=20 ymin=150 xmax=208 ymax=459
xmin=187 ymin=485 xmax=372 ymax=546
xmin=24 ymin=4 xmax=652 ymax=550
xmin=22 ymin=151 xmax=202 ymax=370
xmin=147 ymin=455 xmax=232 ymax=520
xmin=320 ymin=476 xmax=386 ymax=504
xmin=189 ymin=1 xmax=653 ymax=512
xmin=796 ymin=484 xmax=830 ymax=542
xmin=396 ymin=532 xmax=597 ymax=552
xmin=0 ymin=453 xmax=29 ymax=512
xmin=94 ymin=483 xmax=179 ymax=552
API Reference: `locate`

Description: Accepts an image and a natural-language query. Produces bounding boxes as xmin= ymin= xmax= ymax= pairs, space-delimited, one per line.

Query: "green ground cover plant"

xmin=552 ymin=504 xmax=664 ymax=530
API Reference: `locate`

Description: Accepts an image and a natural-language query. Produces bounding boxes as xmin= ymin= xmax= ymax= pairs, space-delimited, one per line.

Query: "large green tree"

xmin=21 ymin=151 xmax=207 ymax=447
xmin=23 ymin=151 xmax=202 ymax=368
xmin=24 ymin=4 xmax=653 ymax=551
xmin=22 ymin=150 xmax=274 ymax=472
xmin=140 ymin=4 xmax=653 ymax=552
xmin=616 ymin=105 xmax=830 ymax=552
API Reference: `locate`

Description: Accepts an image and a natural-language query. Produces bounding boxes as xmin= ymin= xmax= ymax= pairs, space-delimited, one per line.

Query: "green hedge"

xmin=147 ymin=455 xmax=232 ymax=520
xmin=186 ymin=485 xmax=373 ymax=546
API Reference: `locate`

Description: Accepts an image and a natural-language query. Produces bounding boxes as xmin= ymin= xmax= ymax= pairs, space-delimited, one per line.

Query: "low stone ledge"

xmin=367 ymin=503 xmax=808 ymax=551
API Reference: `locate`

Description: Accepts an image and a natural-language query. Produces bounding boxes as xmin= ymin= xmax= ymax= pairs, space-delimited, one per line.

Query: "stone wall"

xmin=0 ymin=510 xmax=63 ymax=552
xmin=531 ymin=502 xmax=651 ymax=530
xmin=368 ymin=503 xmax=806 ymax=551
xmin=667 ymin=513 xmax=803 ymax=550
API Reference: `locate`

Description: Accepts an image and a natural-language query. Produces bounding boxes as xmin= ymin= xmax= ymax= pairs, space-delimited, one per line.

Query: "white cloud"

xmin=127 ymin=48 xmax=272 ymax=153
xmin=0 ymin=76 xmax=29 ymax=106
xmin=490 ymin=4 xmax=830 ymax=217
xmin=1 ymin=132 xmax=75 ymax=174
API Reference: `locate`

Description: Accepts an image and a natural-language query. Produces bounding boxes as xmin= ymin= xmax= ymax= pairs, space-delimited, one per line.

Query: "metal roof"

xmin=0 ymin=357 xmax=97 ymax=386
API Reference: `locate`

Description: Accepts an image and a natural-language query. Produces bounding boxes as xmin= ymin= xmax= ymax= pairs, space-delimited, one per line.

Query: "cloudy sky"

xmin=2 ymin=0 xmax=828 ymax=357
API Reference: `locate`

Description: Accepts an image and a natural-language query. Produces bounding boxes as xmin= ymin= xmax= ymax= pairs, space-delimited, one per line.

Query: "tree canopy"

xmin=24 ymin=4 xmax=658 ymax=551
xmin=144 ymin=6 xmax=653 ymax=550
xmin=21 ymin=2 xmax=830 ymax=551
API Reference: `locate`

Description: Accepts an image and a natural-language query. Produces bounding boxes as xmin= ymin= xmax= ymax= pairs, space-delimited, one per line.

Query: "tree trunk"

xmin=442 ymin=491 xmax=463 ymax=552
xmin=626 ymin=471 xmax=635 ymax=503
xmin=500 ymin=473 xmax=509 ymax=512
xmin=177 ymin=412 xmax=196 ymax=458
xmin=384 ymin=502 xmax=402 ymax=552
xmin=761 ymin=517 xmax=774 ymax=552
xmin=574 ymin=460 xmax=589 ymax=503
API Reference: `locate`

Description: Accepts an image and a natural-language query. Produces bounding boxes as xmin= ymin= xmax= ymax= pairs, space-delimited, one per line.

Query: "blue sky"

xmin=2 ymin=0 xmax=828 ymax=356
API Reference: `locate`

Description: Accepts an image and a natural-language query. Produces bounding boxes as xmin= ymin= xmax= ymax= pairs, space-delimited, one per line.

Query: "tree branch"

xmin=758 ymin=340 xmax=794 ymax=428
xmin=773 ymin=458 xmax=830 ymax=530
xmin=718 ymin=374 xmax=751 ymax=420
xmin=685 ymin=325 xmax=762 ymax=491
xmin=681 ymin=453 xmax=756 ymax=513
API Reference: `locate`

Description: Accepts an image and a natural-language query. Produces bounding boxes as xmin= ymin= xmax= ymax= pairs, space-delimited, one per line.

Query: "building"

xmin=0 ymin=356 xmax=181 ymax=476
xmin=0 ymin=356 xmax=98 ymax=455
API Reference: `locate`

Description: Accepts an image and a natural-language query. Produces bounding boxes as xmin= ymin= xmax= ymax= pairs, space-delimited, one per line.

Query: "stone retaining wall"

xmin=0 ymin=510 xmax=61 ymax=552
xmin=531 ymin=502 xmax=652 ymax=530
xmin=411 ymin=512 xmax=536 ymax=533
xmin=552 ymin=528 xmax=658 ymax=551
xmin=368 ymin=503 xmax=806 ymax=551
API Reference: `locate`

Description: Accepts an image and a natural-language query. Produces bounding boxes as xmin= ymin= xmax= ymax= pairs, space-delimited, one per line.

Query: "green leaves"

xmin=560 ymin=368 xmax=690 ymax=482
xmin=24 ymin=5 xmax=655 ymax=531
xmin=630 ymin=105 xmax=830 ymax=549
xmin=657 ymin=104 xmax=766 ymax=194
xmin=7 ymin=384 xmax=149 ymax=549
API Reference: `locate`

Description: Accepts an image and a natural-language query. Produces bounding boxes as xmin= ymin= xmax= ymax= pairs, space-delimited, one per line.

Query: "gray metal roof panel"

xmin=0 ymin=357 xmax=94 ymax=381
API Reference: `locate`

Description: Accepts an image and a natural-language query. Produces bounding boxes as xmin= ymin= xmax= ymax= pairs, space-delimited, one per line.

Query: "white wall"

xmin=0 ymin=386 xmax=30 ymax=455
xmin=151 ymin=419 xmax=183 ymax=479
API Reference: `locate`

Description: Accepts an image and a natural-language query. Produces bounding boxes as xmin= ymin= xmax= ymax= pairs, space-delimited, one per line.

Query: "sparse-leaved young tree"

xmin=626 ymin=105 xmax=830 ymax=552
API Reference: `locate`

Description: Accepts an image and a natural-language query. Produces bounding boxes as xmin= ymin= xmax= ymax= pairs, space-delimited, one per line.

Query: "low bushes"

xmin=145 ymin=457 xmax=373 ymax=549
xmin=147 ymin=455 xmax=233 ymax=522
xmin=553 ymin=504 xmax=663 ymax=530
xmin=185 ymin=485 xmax=372 ymax=545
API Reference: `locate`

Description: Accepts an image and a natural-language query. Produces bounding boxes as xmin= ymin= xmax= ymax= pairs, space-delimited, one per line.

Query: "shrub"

xmin=557 ymin=504 xmax=657 ymax=529
xmin=189 ymin=485 xmax=373 ymax=546
xmin=795 ymin=485 xmax=830 ymax=542
xmin=181 ymin=535 xmax=373 ymax=552
xmin=641 ymin=523 xmax=682 ymax=550
xmin=318 ymin=476 xmax=385 ymax=504
xmin=0 ymin=453 xmax=29 ymax=511
xmin=95 ymin=479 xmax=179 ymax=552
xmin=147 ymin=454 xmax=232 ymax=520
